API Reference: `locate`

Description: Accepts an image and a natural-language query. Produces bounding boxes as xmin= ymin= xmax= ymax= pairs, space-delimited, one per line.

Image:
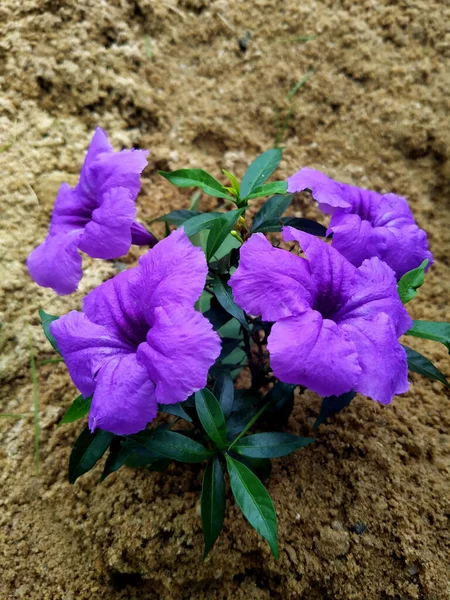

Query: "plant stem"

xmin=228 ymin=402 xmax=270 ymax=451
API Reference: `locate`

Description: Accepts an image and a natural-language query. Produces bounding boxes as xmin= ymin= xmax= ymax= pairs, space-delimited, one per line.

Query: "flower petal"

xmin=50 ymin=311 xmax=133 ymax=397
xmin=268 ymin=311 xmax=361 ymax=397
xmin=340 ymin=313 xmax=409 ymax=404
xmin=89 ymin=147 xmax=148 ymax=200
xmin=76 ymin=127 xmax=113 ymax=201
xmin=136 ymin=305 xmax=221 ymax=405
xmin=27 ymin=229 xmax=83 ymax=295
xmin=229 ymin=232 xmax=314 ymax=322
xmin=130 ymin=222 xmax=157 ymax=247
xmin=287 ymin=167 xmax=353 ymax=213
xmin=78 ymin=187 xmax=135 ymax=259
xmin=88 ymin=353 xmax=157 ymax=435
xmin=49 ymin=183 xmax=93 ymax=236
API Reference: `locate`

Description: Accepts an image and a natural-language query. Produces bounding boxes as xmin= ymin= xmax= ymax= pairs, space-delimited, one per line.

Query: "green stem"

xmin=228 ymin=401 xmax=270 ymax=451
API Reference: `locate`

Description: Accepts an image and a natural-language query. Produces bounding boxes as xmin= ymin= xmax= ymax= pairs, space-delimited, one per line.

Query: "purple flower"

xmin=50 ymin=229 xmax=221 ymax=435
xmin=287 ymin=168 xmax=433 ymax=278
xmin=229 ymin=228 xmax=413 ymax=404
xmin=27 ymin=127 xmax=156 ymax=295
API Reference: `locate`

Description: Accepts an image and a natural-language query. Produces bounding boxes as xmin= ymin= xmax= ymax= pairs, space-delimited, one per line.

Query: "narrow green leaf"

xmin=313 ymin=391 xmax=356 ymax=429
xmin=225 ymin=454 xmax=279 ymax=558
xmin=68 ymin=427 xmax=115 ymax=483
xmin=158 ymin=402 xmax=193 ymax=423
xmin=213 ymin=275 xmax=249 ymax=330
xmin=402 ymin=344 xmax=449 ymax=388
xmin=213 ymin=374 xmax=234 ymax=419
xmin=281 ymin=217 xmax=327 ymax=237
xmin=59 ymin=395 xmax=92 ymax=425
xmin=201 ymin=456 xmax=226 ymax=559
xmin=100 ymin=439 xmax=131 ymax=481
xmin=222 ymin=169 xmax=240 ymax=196
xmin=38 ymin=309 xmax=60 ymax=354
xmin=159 ymin=169 xmax=234 ymax=200
xmin=286 ymin=70 xmax=314 ymax=101
xmin=230 ymin=454 xmax=272 ymax=480
xmin=182 ymin=212 xmax=224 ymax=237
xmin=206 ymin=209 xmax=245 ymax=261
xmin=240 ymin=148 xmax=283 ymax=199
xmin=204 ymin=296 xmax=233 ymax=331
xmin=251 ymin=194 xmax=293 ymax=233
xmin=129 ymin=429 xmax=212 ymax=463
xmin=217 ymin=337 xmax=241 ymax=361
xmin=406 ymin=320 xmax=450 ymax=352
xmin=195 ymin=389 xmax=227 ymax=448
xmin=234 ymin=432 xmax=314 ymax=459
xmin=152 ymin=209 xmax=202 ymax=226
xmin=397 ymin=259 xmax=429 ymax=304
xmin=245 ymin=181 xmax=288 ymax=201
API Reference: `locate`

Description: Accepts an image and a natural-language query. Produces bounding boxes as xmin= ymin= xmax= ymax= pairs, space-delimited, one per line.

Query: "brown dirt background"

xmin=1 ymin=0 xmax=449 ymax=598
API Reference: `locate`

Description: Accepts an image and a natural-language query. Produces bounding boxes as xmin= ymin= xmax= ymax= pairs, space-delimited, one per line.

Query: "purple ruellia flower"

xmin=50 ymin=228 xmax=221 ymax=435
xmin=229 ymin=228 xmax=413 ymax=404
xmin=27 ymin=127 xmax=156 ymax=295
xmin=287 ymin=168 xmax=433 ymax=279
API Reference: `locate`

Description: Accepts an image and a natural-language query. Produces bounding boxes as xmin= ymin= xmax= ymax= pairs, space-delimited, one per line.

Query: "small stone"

xmin=315 ymin=526 xmax=350 ymax=559
xmin=350 ymin=522 xmax=367 ymax=535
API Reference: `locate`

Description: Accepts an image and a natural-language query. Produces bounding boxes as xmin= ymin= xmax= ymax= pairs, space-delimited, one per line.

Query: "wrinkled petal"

xmin=336 ymin=257 xmax=413 ymax=337
xmin=130 ymin=222 xmax=157 ymax=247
xmin=283 ymin=227 xmax=356 ymax=315
xmin=229 ymin=232 xmax=314 ymax=322
xmin=375 ymin=223 xmax=434 ymax=279
xmin=287 ymin=167 xmax=354 ymax=213
xmin=340 ymin=313 xmax=409 ymax=404
xmin=78 ymin=187 xmax=135 ymax=259
xmin=76 ymin=127 xmax=113 ymax=201
xmin=49 ymin=183 xmax=93 ymax=236
xmin=89 ymin=147 xmax=148 ymax=200
xmin=88 ymin=353 xmax=157 ymax=435
xmin=136 ymin=305 xmax=221 ymax=405
xmin=50 ymin=311 xmax=133 ymax=397
xmin=268 ymin=311 xmax=361 ymax=397
xmin=27 ymin=229 xmax=83 ymax=295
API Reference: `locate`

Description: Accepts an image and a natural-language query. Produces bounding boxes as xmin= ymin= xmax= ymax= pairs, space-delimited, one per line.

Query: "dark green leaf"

xmin=245 ymin=181 xmax=288 ymax=201
xmin=217 ymin=337 xmax=242 ymax=361
xmin=281 ymin=217 xmax=327 ymax=237
xmin=225 ymin=454 xmax=279 ymax=558
xmin=402 ymin=344 xmax=449 ymax=388
xmin=230 ymin=454 xmax=272 ymax=480
xmin=206 ymin=209 xmax=245 ymax=261
xmin=226 ymin=405 xmax=259 ymax=439
xmin=240 ymin=149 xmax=283 ymax=200
xmin=182 ymin=212 xmax=224 ymax=237
xmin=264 ymin=382 xmax=296 ymax=426
xmin=38 ymin=309 xmax=60 ymax=354
xmin=159 ymin=169 xmax=234 ymax=200
xmin=251 ymin=194 xmax=293 ymax=233
xmin=69 ymin=427 xmax=115 ymax=484
xmin=397 ymin=259 xmax=429 ymax=304
xmin=152 ymin=209 xmax=202 ymax=226
xmin=129 ymin=429 xmax=212 ymax=463
xmin=204 ymin=297 xmax=233 ymax=331
xmin=313 ymin=391 xmax=356 ymax=429
xmin=59 ymin=395 xmax=92 ymax=425
xmin=100 ymin=439 xmax=131 ymax=481
xmin=213 ymin=275 xmax=249 ymax=330
xmin=406 ymin=320 xmax=450 ymax=352
xmin=213 ymin=374 xmax=234 ymax=419
xmin=201 ymin=456 xmax=226 ymax=559
xmin=195 ymin=389 xmax=227 ymax=448
xmin=158 ymin=402 xmax=193 ymax=423
xmin=233 ymin=432 xmax=314 ymax=459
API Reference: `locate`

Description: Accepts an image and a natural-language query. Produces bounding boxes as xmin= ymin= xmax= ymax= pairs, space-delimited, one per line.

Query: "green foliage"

xmin=38 ymin=309 xmax=60 ymax=354
xmin=244 ymin=181 xmax=288 ymax=200
xmin=201 ymin=456 xmax=226 ymax=559
xmin=152 ymin=209 xmax=202 ymax=226
xmin=158 ymin=402 xmax=193 ymax=423
xmin=240 ymin=148 xmax=283 ymax=200
xmin=195 ymin=389 xmax=227 ymax=449
xmin=313 ymin=391 xmax=356 ymax=429
xmin=128 ymin=428 xmax=213 ymax=463
xmin=213 ymin=374 xmax=234 ymax=419
xmin=402 ymin=345 xmax=449 ymax=388
xmin=206 ymin=208 xmax=246 ymax=260
xmin=59 ymin=395 xmax=92 ymax=425
xmin=159 ymin=169 xmax=234 ymax=200
xmin=251 ymin=194 xmax=293 ymax=233
xmin=233 ymin=432 xmax=314 ymax=458
xmin=397 ymin=259 xmax=429 ymax=304
xmin=69 ymin=427 xmax=115 ymax=484
xmin=406 ymin=320 xmax=450 ymax=352
xmin=213 ymin=275 xmax=249 ymax=331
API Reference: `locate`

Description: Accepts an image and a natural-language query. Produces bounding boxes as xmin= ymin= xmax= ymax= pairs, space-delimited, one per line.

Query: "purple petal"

xmin=340 ymin=313 xmax=409 ymax=404
xmin=374 ymin=223 xmax=433 ymax=279
xmin=76 ymin=127 xmax=113 ymax=201
xmin=49 ymin=183 xmax=93 ymax=236
xmin=130 ymin=222 xmax=157 ymax=247
xmin=287 ymin=168 xmax=353 ymax=213
xmin=78 ymin=187 xmax=135 ymax=259
xmin=27 ymin=229 xmax=83 ymax=295
xmin=229 ymin=233 xmax=315 ymax=322
xmin=50 ymin=311 xmax=133 ymax=398
xmin=268 ymin=311 xmax=361 ymax=397
xmin=88 ymin=353 xmax=157 ymax=435
xmin=136 ymin=305 xmax=221 ymax=405
xmin=89 ymin=147 xmax=148 ymax=200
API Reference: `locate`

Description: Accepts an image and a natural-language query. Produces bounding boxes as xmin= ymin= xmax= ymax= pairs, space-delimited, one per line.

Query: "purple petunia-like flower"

xmin=229 ymin=228 xmax=413 ymax=404
xmin=27 ymin=127 xmax=156 ymax=295
xmin=287 ymin=168 xmax=433 ymax=279
xmin=50 ymin=228 xmax=221 ymax=435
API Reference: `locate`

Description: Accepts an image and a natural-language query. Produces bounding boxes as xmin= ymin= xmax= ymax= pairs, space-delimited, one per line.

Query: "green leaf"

xmin=313 ymin=391 xmax=356 ymax=429
xmin=281 ymin=217 xmax=327 ymax=237
xmin=213 ymin=275 xmax=249 ymax=331
xmin=217 ymin=337 xmax=242 ymax=361
xmin=402 ymin=344 xmax=449 ymax=388
xmin=251 ymin=194 xmax=293 ymax=233
xmin=231 ymin=454 xmax=272 ymax=480
xmin=225 ymin=454 xmax=279 ymax=558
xmin=159 ymin=169 xmax=234 ymax=200
xmin=182 ymin=212 xmax=224 ymax=237
xmin=245 ymin=181 xmax=288 ymax=201
xmin=286 ymin=70 xmax=314 ymax=101
xmin=100 ymin=439 xmax=131 ymax=481
xmin=204 ymin=296 xmax=233 ymax=331
xmin=201 ymin=456 xmax=226 ymax=559
xmin=158 ymin=402 xmax=193 ymax=423
xmin=397 ymin=259 xmax=429 ymax=304
xmin=264 ymin=382 xmax=296 ymax=426
xmin=128 ymin=429 xmax=212 ymax=463
xmin=68 ymin=427 xmax=115 ymax=484
xmin=206 ymin=209 xmax=245 ymax=261
xmin=240 ymin=148 xmax=283 ymax=200
xmin=38 ymin=309 xmax=60 ymax=354
xmin=406 ymin=320 xmax=450 ymax=352
xmin=233 ymin=432 xmax=315 ymax=459
xmin=213 ymin=374 xmax=234 ymax=419
xmin=152 ymin=209 xmax=202 ymax=226
xmin=59 ymin=395 xmax=92 ymax=425
xmin=222 ymin=169 xmax=240 ymax=196
xmin=195 ymin=389 xmax=227 ymax=448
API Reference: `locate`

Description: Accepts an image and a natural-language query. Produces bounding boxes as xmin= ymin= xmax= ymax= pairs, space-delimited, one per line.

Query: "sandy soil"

xmin=0 ymin=0 xmax=449 ymax=598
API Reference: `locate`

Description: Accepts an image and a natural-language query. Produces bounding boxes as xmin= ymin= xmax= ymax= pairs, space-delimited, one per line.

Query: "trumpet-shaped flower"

xmin=27 ymin=127 xmax=156 ymax=295
xmin=287 ymin=168 xmax=433 ymax=278
xmin=50 ymin=229 xmax=221 ymax=435
xmin=229 ymin=228 xmax=413 ymax=404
